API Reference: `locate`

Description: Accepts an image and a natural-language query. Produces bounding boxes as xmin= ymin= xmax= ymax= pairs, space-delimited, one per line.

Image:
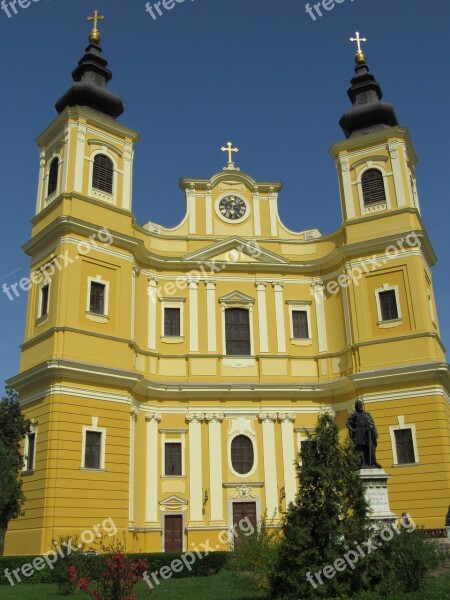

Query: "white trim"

xmin=187 ymin=415 xmax=204 ymax=523
xmin=129 ymin=409 xmax=137 ymax=524
xmin=148 ymin=278 xmax=158 ymax=350
xmin=23 ymin=424 xmax=37 ymax=472
xmin=188 ymin=280 xmax=199 ymax=352
xmin=43 ymin=154 xmax=62 ymax=208
xmin=37 ymin=280 xmax=51 ymax=320
xmin=273 ymin=283 xmax=286 ymax=353
xmin=88 ymin=150 xmax=118 ymax=205
xmin=287 ymin=301 xmax=312 ymax=343
xmin=356 ymin=163 xmax=392 ymax=214
xmin=161 ymin=435 xmax=185 ymax=477
xmin=256 ymin=282 xmax=269 ymax=353
xmin=206 ymin=281 xmax=217 ymax=352
xmin=260 ymin=415 xmax=278 ymax=518
xmin=389 ymin=416 xmax=419 ymax=466
xmin=81 ymin=417 xmax=106 ymax=470
xmin=205 ymin=186 xmax=213 ymax=235
xmin=252 ymin=189 xmax=261 ymax=236
xmin=207 ymin=415 xmax=224 ymax=522
xmin=145 ymin=413 xmax=161 ymax=524
xmin=220 ymin=293 xmax=255 ymax=357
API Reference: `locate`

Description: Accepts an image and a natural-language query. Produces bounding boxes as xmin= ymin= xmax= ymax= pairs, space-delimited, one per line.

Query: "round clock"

xmin=218 ymin=195 xmax=247 ymax=221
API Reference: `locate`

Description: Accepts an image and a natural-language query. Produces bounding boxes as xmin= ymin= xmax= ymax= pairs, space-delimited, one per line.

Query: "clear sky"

xmin=0 ymin=0 xmax=448 ymax=387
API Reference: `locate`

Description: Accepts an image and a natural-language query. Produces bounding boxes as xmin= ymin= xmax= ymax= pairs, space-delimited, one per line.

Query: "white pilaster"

xmin=205 ymin=413 xmax=225 ymax=523
xmin=205 ymin=184 xmax=213 ymax=235
xmin=272 ymin=282 xmax=286 ymax=353
xmin=186 ymin=413 xmax=204 ymax=524
xmin=129 ymin=406 xmax=138 ymax=525
xmin=74 ymin=123 xmax=86 ymax=193
xmin=36 ymin=152 xmax=45 ymax=214
xmin=260 ymin=412 xmax=278 ymax=518
xmin=148 ymin=277 xmax=158 ymax=351
xmin=339 ymin=156 xmax=355 ymax=219
xmin=205 ymin=280 xmax=217 ymax=352
xmin=188 ymin=280 xmax=199 ymax=352
xmin=278 ymin=413 xmax=297 ymax=506
xmin=62 ymin=125 xmax=71 ymax=193
xmin=312 ymin=281 xmax=328 ymax=353
xmin=122 ymin=143 xmax=133 ymax=211
xmin=388 ymin=142 xmax=406 ymax=208
xmin=187 ymin=184 xmax=196 ymax=235
xmin=256 ymin=281 xmax=269 ymax=353
xmin=252 ymin=187 xmax=261 ymax=236
xmin=268 ymin=188 xmax=278 ymax=237
xmin=131 ymin=265 xmax=138 ymax=341
xmin=145 ymin=411 xmax=161 ymax=525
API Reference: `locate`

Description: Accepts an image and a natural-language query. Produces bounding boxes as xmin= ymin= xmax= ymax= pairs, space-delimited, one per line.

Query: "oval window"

xmin=231 ymin=435 xmax=254 ymax=475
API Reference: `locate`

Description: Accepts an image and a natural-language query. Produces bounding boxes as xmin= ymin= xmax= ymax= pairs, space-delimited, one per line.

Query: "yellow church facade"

xmin=4 ymin=29 xmax=450 ymax=556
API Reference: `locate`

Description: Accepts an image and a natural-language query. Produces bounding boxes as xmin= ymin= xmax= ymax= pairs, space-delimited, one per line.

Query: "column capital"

xmin=186 ymin=412 xmax=204 ymax=424
xmin=272 ymin=281 xmax=284 ymax=289
xmin=188 ymin=279 xmax=199 ymax=290
xmin=255 ymin=280 xmax=268 ymax=290
xmin=278 ymin=412 xmax=296 ymax=424
xmin=205 ymin=412 xmax=224 ymax=423
xmin=205 ymin=279 xmax=216 ymax=289
xmin=148 ymin=275 xmax=159 ymax=285
xmin=145 ymin=411 xmax=161 ymax=423
xmin=259 ymin=412 xmax=278 ymax=423
xmin=130 ymin=406 xmax=139 ymax=418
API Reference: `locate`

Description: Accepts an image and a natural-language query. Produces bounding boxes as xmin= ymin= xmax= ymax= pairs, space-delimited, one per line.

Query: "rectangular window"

xmin=394 ymin=429 xmax=416 ymax=464
xmin=89 ymin=282 xmax=106 ymax=315
xmin=379 ymin=290 xmax=399 ymax=321
xmin=225 ymin=308 xmax=251 ymax=355
xmin=40 ymin=284 xmax=49 ymax=317
xmin=84 ymin=431 xmax=102 ymax=469
xmin=165 ymin=442 xmax=182 ymax=476
xmin=164 ymin=307 xmax=181 ymax=337
xmin=292 ymin=310 xmax=309 ymax=339
xmin=26 ymin=432 xmax=36 ymax=471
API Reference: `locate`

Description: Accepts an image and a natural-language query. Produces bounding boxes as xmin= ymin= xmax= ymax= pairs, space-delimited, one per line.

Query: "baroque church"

xmin=5 ymin=16 xmax=450 ymax=555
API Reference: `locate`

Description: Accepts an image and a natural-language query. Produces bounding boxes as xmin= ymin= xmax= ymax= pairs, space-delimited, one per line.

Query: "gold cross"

xmin=350 ymin=32 xmax=367 ymax=55
xmin=221 ymin=142 xmax=239 ymax=164
xmin=87 ymin=10 xmax=105 ymax=43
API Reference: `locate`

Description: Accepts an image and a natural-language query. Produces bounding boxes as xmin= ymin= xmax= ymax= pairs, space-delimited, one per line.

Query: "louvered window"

xmin=47 ymin=158 xmax=59 ymax=196
xmin=362 ymin=169 xmax=386 ymax=205
xmin=92 ymin=154 xmax=114 ymax=194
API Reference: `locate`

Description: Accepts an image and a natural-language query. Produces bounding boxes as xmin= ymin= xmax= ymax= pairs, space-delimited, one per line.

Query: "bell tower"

xmin=35 ymin=11 xmax=139 ymax=215
xmin=330 ymin=33 xmax=421 ymax=229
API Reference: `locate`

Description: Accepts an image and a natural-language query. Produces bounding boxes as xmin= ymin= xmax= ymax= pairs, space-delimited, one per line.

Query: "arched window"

xmin=92 ymin=154 xmax=114 ymax=194
xmin=231 ymin=435 xmax=254 ymax=475
xmin=225 ymin=308 xmax=250 ymax=355
xmin=47 ymin=158 xmax=59 ymax=196
xmin=361 ymin=169 xmax=386 ymax=205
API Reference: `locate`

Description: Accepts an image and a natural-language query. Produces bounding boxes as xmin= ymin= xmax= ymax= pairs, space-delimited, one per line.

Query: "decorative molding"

xmin=259 ymin=412 xmax=278 ymax=423
xmin=145 ymin=411 xmax=161 ymax=423
xmin=205 ymin=413 xmax=224 ymax=423
xmin=186 ymin=412 xmax=205 ymax=424
xmin=278 ymin=412 xmax=296 ymax=423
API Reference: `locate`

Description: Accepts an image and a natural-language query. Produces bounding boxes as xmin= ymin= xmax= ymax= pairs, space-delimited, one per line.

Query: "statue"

xmin=346 ymin=400 xmax=381 ymax=469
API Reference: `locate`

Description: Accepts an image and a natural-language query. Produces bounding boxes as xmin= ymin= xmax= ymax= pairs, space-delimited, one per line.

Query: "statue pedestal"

xmin=357 ymin=469 xmax=397 ymax=523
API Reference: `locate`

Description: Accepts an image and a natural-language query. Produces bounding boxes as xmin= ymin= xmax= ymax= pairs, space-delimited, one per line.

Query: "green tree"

xmin=0 ymin=388 xmax=31 ymax=550
xmin=269 ymin=410 xmax=371 ymax=599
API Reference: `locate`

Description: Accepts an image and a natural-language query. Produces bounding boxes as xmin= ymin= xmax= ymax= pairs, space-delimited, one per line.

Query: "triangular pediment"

xmin=219 ymin=290 xmax=255 ymax=304
xmin=160 ymin=495 xmax=188 ymax=508
xmin=181 ymin=237 xmax=288 ymax=265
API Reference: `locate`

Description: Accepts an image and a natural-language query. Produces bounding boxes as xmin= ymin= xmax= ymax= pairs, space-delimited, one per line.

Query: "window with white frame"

xmin=160 ymin=298 xmax=185 ymax=340
xmin=24 ymin=429 xmax=37 ymax=472
xmin=82 ymin=419 xmax=106 ymax=470
xmin=389 ymin=417 xmax=418 ymax=466
xmin=86 ymin=276 xmax=109 ymax=319
xmin=287 ymin=301 xmax=312 ymax=342
xmin=38 ymin=283 xmax=50 ymax=319
xmin=47 ymin=157 xmax=60 ymax=197
xmin=225 ymin=308 xmax=251 ymax=355
xmin=161 ymin=430 xmax=186 ymax=477
xmin=375 ymin=284 xmax=401 ymax=324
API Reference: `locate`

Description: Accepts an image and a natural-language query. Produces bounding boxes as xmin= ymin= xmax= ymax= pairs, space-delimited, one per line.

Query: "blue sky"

xmin=0 ymin=0 xmax=448 ymax=387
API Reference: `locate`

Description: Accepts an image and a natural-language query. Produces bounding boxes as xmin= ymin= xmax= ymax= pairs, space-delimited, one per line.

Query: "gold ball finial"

xmin=355 ymin=50 xmax=367 ymax=65
xmin=87 ymin=10 xmax=105 ymax=45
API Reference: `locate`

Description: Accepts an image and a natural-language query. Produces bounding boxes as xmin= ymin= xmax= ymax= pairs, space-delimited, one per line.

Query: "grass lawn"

xmin=1 ymin=570 xmax=449 ymax=599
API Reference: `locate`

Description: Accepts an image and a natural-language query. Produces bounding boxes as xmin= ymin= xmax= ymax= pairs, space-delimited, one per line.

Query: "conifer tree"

xmin=269 ymin=410 xmax=371 ymax=599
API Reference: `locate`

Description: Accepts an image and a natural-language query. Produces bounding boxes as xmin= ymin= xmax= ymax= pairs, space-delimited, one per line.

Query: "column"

xmin=187 ymin=184 xmax=196 ymax=234
xmin=145 ymin=411 xmax=161 ymax=525
xmin=255 ymin=281 xmax=269 ymax=353
xmin=74 ymin=123 xmax=86 ymax=193
xmin=260 ymin=412 xmax=278 ymax=518
xmin=278 ymin=413 xmax=297 ymax=506
xmin=35 ymin=152 xmax=45 ymax=214
xmin=268 ymin=188 xmax=278 ymax=236
xmin=339 ymin=156 xmax=355 ymax=219
xmin=188 ymin=280 xmax=199 ymax=352
xmin=122 ymin=143 xmax=133 ymax=211
xmin=272 ymin=282 xmax=286 ymax=353
xmin=312 ymin=280 xmax=328 ymax=352
xmin=205 ymin=280 xmax=217 ymax=352
xmin=205 ymin=413 xmax=225 ymax=524
xmin=186 ymin=413 xmax=204 ymax=524
xmin=205 ymin=184 xmax=213 ymax=234
xmin=148 ymin=277 xmax=158 ymax=351
xmin=131 ymin=265 xmax=138 ymax=341
xmin=129 ymin=406 xmax=138 ymax=525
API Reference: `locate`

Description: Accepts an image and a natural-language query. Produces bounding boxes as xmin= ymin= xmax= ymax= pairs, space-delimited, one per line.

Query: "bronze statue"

xmin=346 ymin=400 xmax=382 ymax=469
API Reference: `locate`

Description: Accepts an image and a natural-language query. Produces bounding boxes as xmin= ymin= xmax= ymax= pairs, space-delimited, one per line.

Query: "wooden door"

xmin=232 ymin=502 xmax=256 ymax=548
xmin=165 ymin=515 xmax=183 ymax=552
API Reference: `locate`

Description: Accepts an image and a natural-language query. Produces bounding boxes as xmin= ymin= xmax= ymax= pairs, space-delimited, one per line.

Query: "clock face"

xmin=218 ymin=195 xmax=247 ymax=221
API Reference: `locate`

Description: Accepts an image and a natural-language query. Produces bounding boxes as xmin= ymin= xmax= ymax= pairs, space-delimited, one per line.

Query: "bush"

xmin=227 ymin=511 xmax=280 ymax=591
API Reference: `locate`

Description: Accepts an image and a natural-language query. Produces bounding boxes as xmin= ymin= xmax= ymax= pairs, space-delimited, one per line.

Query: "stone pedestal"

xmin=357 ymin=468 xmax=397 ymax=523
